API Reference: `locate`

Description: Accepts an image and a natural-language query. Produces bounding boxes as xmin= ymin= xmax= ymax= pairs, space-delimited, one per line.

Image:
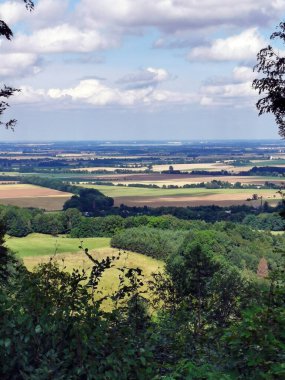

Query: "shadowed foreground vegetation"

xmin=1 ymin=217 xmax=284 ymax=379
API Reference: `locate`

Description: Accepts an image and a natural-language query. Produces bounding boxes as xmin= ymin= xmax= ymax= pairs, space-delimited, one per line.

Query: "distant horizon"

xmin=1 ymin=1 xmax=285 ymax=141
xmin=0 ymin=138 xmax=284 ymax=144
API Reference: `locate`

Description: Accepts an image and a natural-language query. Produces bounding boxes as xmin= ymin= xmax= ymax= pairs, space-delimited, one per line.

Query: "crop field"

xmin=71 ymin=166 xmax=148 ymax=172
xmin=152 ymin=163 xmax=237 ymax=172
xmin=0 ymin=184 xmax=72 ymax=210
xmin=87 ymin=172 xmax=285 ymax=186
xmin=251 ymin=159 xmax=285 ymax=167
xmin=84 ymin=184 xmax=282 ymax=207
xmin=110 ymin=175 xmax=285 ymax=187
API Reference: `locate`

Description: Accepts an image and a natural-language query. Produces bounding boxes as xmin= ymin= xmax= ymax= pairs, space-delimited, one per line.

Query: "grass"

xmin=23 ymin=248 xmax=163 ymax=309
xmin=9 ymin=234 xmax=163 ymax=309
xmin=252 ymin=160 xmax=285 ymax=166
xmin=83 ymin=184 xmax=282 ymax=199
xmin=6 ymin=233 xmax=110 ymax=257
xmin=22 ymin=247 xmax=163 ymax=282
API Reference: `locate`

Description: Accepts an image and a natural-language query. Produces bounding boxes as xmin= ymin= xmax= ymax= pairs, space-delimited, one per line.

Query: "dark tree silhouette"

xmin=0 ymin=1 xmax=34 ymax=129
xmin=253 ymin=22 xmax=285 ymax=138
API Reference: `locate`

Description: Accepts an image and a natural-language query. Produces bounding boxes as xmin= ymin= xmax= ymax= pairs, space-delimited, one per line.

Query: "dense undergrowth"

xmin=1 ymin=217 xmax=285 ymax=379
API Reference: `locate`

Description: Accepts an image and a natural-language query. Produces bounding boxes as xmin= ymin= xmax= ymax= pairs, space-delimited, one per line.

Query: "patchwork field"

xmin=84 ymin=184 xmax=282 ymax=207
xmin=86 ymin=173 xmax=285 ymax=186
xmin=72 ymin=166 xmax=148 ymax=172
xmin=0 ymin=184 xmax=72 ymax=210
xmin=70 ymin=160 xmax=285 ymax=175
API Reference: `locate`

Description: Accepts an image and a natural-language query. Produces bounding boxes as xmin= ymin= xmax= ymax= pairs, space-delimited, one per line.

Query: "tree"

xmin=253 ymin=22 xmax=285 ymax=138
xmin=63 ymin=188 xmax=114 ymax=215
xmin=0 ymin=1 xmax=34 ymax=129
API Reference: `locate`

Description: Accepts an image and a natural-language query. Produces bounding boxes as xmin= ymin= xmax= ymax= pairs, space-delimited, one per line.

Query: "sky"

xmin=0 ymin=0 xmax=285 ymax=141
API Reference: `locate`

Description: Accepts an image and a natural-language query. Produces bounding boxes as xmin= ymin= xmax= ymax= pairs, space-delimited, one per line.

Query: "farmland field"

xmin=0 ymin=184 xmax=72 ymax=210
xmin=85 ymin=172 xmax=285 ymax=186
xmin=251 ymin=159 xmax=285 ymax=166
xmin=84 ymin=184 xmax=282 ymax=207
xmin=71 ymin=166 xmax=148 ymax=172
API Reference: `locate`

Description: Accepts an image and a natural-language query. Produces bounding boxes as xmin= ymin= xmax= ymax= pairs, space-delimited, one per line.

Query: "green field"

xmin=6 ymin=233 xmax=163 ymax=307
xmin=83 ymin=184 xmax=282 ymax=198
xmin=252 ymin=159 xmax=285 ymax=166
xmin=6 ymin=233 xmax=110 ymax=257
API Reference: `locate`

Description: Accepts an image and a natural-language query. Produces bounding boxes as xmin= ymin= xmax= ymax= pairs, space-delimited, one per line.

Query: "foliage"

xmin=253 ymin=21 xmax=285 ymax=138
xmin=223 ymin=270 xmax=285 ymax=378
xmin=63 ymin=188 xmax=114 ymax=215
xmin=23 ymin=175 xmax=82 ymax=195
xmin=243 ymin=213 xmax=285 ymax=231
xmin=0 ymin=1 xmax=33 ymax=129
xmin=111 ymin=227 xmax=188 ymax=260
xmin=0 ymin=251 xmax=155 ymax=379
xmin=111 ymin=222 xmax=285 ymax=273
xmin=1 ymin=217 xmax=285 ymax=378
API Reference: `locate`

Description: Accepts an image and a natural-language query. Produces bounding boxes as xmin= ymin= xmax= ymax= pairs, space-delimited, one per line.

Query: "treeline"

xmin=69 ymin=215 xmax=207 ymax=238
xmin=243 ymin=212 xmax=285 ymax=231
xmin=23 ymin=176 xmax=114 ymax=215
xmin=2 ymin=203 xmax=285 ymax=238
xmin=0 ymin=205 xmax=82 ymax=237
xmin=110 ymin=203 xmax=284 ymax=224
xmin=93 ymin=179 xmax=282 ymax=190
xmin=173 ymin=166 xmax=285 ymax=177
xmin=23 ymin=176 xmax=81 ymax=194
xmin=111 ymin=227 xmax=188 ymax=260
xmin=111 ymin=222 xmax=285 ymax=273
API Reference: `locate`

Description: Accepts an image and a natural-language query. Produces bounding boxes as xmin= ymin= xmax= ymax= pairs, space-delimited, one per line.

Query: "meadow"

xmin=6 ymin=233 xmax=111 ymax=257
xmin=6 ymin=233 xmax=163 ymax=306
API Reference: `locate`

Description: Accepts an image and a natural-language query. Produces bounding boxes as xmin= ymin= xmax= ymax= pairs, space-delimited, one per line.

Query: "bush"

xmin=111 ymin=227 xmax=188 ymax=260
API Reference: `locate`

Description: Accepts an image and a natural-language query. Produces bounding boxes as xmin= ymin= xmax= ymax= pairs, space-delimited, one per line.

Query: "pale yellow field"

xmin=0 ymin=196 xmax=71 ymax=211
xmin=71 ymin=166 xmax=148 ymax=172
xmin=151 ymin=163 xmax=234 ymax=172
xmin=0 ymin=183 xmax=71 ymax=197
xmin=111 ymin=175 xmax=285 ymax=187
xmin=0 ymin=184 xmax=72 ymax=210
xmin=23 ymin=247 xmax=164 ymax=307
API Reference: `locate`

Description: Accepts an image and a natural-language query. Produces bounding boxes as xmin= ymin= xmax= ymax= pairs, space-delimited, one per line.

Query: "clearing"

xmin=6 ymin=233 xmax=110 ymax=257
xmin=7 ymin=234 xmax=163 ymax=307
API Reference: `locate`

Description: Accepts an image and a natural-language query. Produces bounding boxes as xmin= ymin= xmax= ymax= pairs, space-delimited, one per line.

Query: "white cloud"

xmin=76 ymin=0 xmax=285 ymax=33
xmin=118 ymin=67 xmax=170 ymax=88
xmin=8 ymin=24 xmax=115 ymax=54
xmin=188 ymin=28 xmax=265 ymax=61
xmin=30 ymin=0 xmax=70 ymax=29
xmin=0 ymin=53 xmax=40 ymax=77
xmin=12 ymin=78 xmax=196 ymax=108
xmin=0 ymin=1 xmax=27 ymax=25
xmin=233 ymin=66 xmax=255 ymax=82
xmin=199 ymin=66 xmax=257 ymax=107
xmin=0 ymin=0 xmax=69 ymax=27
xmin=45 ymin=78 xmax=196 ymax=107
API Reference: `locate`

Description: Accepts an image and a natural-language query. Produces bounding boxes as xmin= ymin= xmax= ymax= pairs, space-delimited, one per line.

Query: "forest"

xmin=1 ymin=208 xmax=284 ymax=379
xmin=1 ymin=1 xmax=285 ymax=379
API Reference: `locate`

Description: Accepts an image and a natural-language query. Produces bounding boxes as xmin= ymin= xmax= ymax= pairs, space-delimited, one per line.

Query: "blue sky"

xmin=0 ymin=0 xmax=285 ymax=141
